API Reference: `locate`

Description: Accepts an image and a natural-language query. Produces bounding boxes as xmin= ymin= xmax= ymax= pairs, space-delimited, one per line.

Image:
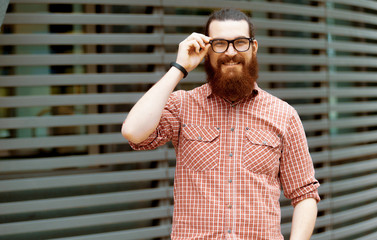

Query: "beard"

xmin=204 ymin=52 xmax=259 ymax=102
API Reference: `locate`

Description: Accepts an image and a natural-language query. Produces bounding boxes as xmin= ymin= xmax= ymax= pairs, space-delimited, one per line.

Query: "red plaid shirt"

xmin=128 ymin=83 xmax=320 ymax=239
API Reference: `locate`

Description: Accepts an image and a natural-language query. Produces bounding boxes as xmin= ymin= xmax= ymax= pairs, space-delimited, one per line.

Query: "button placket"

xmin=226 ymin=101 xmax=237 ymax=238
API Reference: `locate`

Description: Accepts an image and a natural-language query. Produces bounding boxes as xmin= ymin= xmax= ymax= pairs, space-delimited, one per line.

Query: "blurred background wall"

xmin=0 ymin=0 xmax=376 ymax=239
xmin=0 ymin=0 xmax=9 ymax=27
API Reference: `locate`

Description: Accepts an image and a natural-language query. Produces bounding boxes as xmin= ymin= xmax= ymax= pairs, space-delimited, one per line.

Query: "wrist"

xmin=170 ymin=62 xmax=188 ymax=78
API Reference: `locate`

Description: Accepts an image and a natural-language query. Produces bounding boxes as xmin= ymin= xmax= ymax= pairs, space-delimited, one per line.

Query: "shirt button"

xmin=228 ymin=229 xmax=232 ymax=234
xmin=229 ymin=153 xmax=233 ymax=157
xmin=228 ymin=205 xmax=232 ymax=209
xmin=198 ymin=136 xmax=202 ymax=141
xmin=230 ymin=127 xmax=234 ymax=132
xmin=228 ymin=179 xmax=232 ymax=183
xmin=246 ymin=127 xmax=249 ymax=130
xmin=263 ymin=141 xmax=267 ymax=145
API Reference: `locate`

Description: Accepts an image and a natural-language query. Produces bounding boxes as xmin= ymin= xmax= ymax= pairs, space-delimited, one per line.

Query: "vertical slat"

xmin=84 ymin=4 xmax=99 ymax=155
xmin=0 ymin=0 xmax=9 ymax=26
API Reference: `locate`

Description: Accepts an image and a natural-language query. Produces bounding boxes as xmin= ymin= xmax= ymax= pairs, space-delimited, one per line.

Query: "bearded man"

xmin=122 ymin=8 xmax=320 ymax=240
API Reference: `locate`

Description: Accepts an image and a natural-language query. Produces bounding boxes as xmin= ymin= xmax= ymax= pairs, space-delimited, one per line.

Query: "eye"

xmin=235 ymin=39 xmax=249 ymax=45
xmin=213 ymin=40 xmax=227 ymax=47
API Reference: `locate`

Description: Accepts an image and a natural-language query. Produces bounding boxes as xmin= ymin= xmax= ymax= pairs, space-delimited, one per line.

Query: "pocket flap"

xmin=182 ymin=124 xmax=220 ymax=142
xmin=245 ymin=128 xmax=280 ymax=147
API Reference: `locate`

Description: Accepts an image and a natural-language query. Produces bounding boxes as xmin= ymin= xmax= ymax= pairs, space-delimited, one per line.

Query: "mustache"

xmin=217 ymin=54 xmax=245 ymax=65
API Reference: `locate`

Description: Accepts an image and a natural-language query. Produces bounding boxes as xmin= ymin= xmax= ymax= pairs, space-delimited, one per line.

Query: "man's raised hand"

xmin=175 ymin=33 xmax=212 ymax=73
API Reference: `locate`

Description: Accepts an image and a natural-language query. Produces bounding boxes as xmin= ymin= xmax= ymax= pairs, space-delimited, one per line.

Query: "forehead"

xmin=208 ymin=20 xmax=249 ymax=39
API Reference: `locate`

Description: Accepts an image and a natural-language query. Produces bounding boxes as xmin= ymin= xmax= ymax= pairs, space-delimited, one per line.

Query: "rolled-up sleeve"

xmin=127 ymin=91 xmax=182 ymax=151
xmin=280 ymin=109 xmax=320 ymax=207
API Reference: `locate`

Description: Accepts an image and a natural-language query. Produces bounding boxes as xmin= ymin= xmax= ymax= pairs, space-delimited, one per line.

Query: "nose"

xmin=225 ymin=43 xmax=237 ymax=56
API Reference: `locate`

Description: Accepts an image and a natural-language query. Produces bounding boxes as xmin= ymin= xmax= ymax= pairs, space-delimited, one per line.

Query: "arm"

xmin=290 ymin=198 xmax=318 ymax=240
xmin=122 ymin=33 xmax=211 ymax=144
xmin=279 ymin=110 xmax=320 ymax=239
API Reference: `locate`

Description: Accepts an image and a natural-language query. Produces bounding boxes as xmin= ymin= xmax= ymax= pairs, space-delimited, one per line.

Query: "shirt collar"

xmin=205 ymin=83 xmax=260 ymax=101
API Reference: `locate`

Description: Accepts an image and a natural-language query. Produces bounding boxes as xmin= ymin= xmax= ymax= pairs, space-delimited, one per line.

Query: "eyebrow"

xmin=211 ymin=36 xmax=250 ymax=40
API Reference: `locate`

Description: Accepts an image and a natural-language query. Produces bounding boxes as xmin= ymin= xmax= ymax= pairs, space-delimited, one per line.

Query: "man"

xmin=122 ymin=8 xmax=320 ymax=240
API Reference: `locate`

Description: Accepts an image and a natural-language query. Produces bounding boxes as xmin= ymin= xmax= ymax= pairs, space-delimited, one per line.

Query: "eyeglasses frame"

xmin=209 ymin=37 xmax=255 ymax=53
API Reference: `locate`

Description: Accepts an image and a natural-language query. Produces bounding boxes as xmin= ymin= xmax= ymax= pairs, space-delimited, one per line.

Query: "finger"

xmin=197 ymin=35 xmax=212 ymax=46
xmin=202 ymin=35 xmax=212 ymax=43
xmin=193 ymin=36 xmax=207 ymax=49
xmin=199 ymin=44 xmax=211 ymax=58
xmin=188 ymin=33 xmax=211 ymax=47
xmin=186 ymin=40 xmax=201 ymax=54
xmin=185 ymin=35 xmax=205 ymax=49
xmin=194 ymin=41 xmax=201 ymax=54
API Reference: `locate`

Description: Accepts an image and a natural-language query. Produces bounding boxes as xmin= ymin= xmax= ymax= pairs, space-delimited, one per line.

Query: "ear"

xmin=252 ymin=39 xmax=258 ymax=53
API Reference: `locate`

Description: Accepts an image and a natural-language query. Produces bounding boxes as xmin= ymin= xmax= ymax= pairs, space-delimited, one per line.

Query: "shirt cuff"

xmin=291 ymin=189 xmax=321 ymax=207
xmin=128 ymin=131 xmax=158 ymax=150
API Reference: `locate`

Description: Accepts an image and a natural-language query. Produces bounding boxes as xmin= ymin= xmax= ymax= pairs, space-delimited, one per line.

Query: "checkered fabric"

xmin=128 ymin=83 xmax=320 ymax=239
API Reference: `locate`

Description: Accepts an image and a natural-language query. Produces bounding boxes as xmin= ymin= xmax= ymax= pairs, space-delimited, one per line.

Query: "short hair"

xmin=204 ymin=8 xmax=255 ymax=38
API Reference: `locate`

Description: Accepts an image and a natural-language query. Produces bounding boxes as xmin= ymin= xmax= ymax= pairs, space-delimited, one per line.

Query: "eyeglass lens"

xmin=211 ymin=38 xmax=251 ymax=53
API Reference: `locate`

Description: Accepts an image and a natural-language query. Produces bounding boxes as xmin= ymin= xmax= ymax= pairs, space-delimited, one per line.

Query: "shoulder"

xmin=171 ymin=84 xmax=209 ymax=101
xmin=257 ymin=88 xmax=296 ymax=116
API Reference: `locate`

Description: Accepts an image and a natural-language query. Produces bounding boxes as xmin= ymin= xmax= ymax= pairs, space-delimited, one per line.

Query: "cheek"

xmin=208 ymin=53 xmax=218 ymax=67
xmin=244 ymin=53 xmax=253 ymax=65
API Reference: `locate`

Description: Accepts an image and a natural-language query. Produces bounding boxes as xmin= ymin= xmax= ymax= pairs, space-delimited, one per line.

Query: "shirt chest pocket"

xmin=180 ymin=124 xmax=220 ymax=172
xmin=242 ymin=128 xmax=282 ymax=175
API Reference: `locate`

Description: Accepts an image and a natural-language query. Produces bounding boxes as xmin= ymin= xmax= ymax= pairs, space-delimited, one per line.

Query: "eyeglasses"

xmin=209 ymin=37 xmax=255 ymax=53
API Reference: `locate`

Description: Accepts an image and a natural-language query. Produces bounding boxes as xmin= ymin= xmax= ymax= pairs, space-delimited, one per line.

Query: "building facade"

xmin=1 ymin=0 xmax=377 ymax=239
